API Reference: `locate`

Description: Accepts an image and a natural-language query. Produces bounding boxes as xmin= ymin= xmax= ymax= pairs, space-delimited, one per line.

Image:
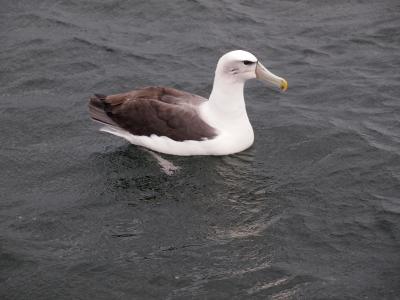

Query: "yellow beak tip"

xmin=281 ymin=80 xmax=288 ymax=92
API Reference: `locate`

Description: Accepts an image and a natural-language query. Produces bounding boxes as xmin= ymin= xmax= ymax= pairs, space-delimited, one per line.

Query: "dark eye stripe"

xmin=243 ymin=60 xmax=255 ymax=65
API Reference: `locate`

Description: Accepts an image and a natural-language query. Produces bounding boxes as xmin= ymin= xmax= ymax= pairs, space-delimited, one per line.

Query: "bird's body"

xmin=89 ymin=50 xmax=287 ymax=156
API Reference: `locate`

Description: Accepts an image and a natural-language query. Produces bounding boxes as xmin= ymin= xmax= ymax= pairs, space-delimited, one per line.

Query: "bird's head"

xmin=215 ymin=50 xmax=288 ymax=91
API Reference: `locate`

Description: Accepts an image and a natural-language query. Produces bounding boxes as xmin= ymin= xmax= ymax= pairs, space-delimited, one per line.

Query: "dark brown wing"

xmin=88 ymin=86 xmax=217 ymax=141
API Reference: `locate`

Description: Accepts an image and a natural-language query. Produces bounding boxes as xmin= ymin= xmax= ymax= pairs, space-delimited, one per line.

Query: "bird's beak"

xmin=255 ymin=61 xmax=288 ymax=92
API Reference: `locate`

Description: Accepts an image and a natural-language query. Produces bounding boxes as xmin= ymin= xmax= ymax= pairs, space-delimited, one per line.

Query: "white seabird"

xmin=89 ymin=50 xmax=288 ymax=156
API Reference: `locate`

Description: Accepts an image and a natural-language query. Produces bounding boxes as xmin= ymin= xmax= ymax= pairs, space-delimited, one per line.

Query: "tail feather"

xmin=94 ymin=93 xmax=107 ymax=101
xmin=88 ymin=94 xmax=117 ymax=126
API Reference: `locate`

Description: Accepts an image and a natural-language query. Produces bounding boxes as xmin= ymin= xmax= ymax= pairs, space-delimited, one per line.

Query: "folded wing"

xmin=88 ymin=86 xmax=217 ymax=141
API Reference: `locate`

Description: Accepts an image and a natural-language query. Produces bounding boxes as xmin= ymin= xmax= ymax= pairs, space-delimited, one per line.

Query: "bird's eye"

xmin=243 ymin=60 xmax=254 ymax=65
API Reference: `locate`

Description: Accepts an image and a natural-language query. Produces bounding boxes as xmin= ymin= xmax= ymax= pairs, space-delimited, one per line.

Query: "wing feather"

xmin=88 ymin=86 xmax=216 ymax=141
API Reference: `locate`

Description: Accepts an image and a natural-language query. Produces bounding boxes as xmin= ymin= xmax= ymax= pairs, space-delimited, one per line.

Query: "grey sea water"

xmin=1 ymin=0 xmax=399 ymax=299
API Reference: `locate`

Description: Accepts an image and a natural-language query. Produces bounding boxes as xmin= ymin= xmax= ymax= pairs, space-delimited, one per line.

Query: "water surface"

xmin=1 ymin=0 xmax=399 ymax=299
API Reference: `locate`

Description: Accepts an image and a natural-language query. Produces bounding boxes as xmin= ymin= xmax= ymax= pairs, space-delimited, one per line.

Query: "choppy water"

xmin=1 ymin=0 xmax=400 ymax=299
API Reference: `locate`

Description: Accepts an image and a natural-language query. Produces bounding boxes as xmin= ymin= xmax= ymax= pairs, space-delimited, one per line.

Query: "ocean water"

xmin=1 ymin=0 xmax=399 ymax=299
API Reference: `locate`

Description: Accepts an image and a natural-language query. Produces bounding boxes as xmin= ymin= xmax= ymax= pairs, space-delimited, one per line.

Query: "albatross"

xmin=89 ymin=50 xmax=287 ymax=156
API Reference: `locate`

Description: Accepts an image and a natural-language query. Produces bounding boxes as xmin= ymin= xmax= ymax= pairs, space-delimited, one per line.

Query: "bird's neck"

xmin=208 ymin=75 xmax=247 ymax=118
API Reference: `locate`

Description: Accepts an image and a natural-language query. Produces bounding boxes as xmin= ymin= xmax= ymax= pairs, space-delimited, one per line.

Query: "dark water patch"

xmin=50 ymin=61 xmax=99 ymax=75
xmin=13 ymin=12 xmax=81 ymax=30
xmin=6 ymin=78 xmax=59 ymax=93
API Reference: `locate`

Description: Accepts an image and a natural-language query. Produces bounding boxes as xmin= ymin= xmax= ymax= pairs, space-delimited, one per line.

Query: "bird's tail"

xmin=88 ymin=94 xmax=117 ymax=126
